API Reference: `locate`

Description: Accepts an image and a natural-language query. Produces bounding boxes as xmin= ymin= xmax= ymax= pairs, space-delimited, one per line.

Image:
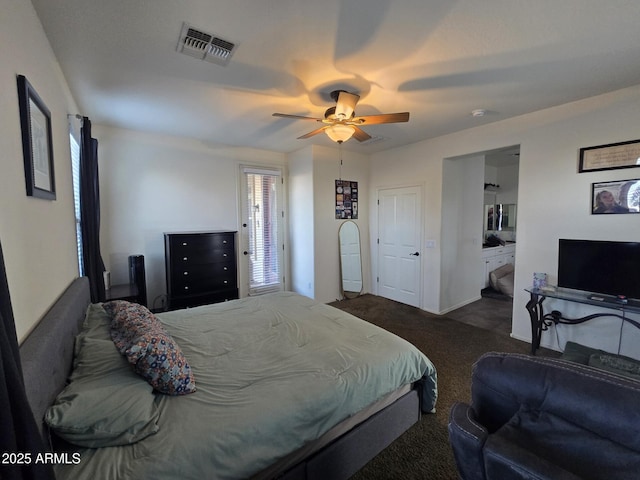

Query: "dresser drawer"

xmin=170 ymin=235 xmax=234 ymax=261
xmin=171 ymin=247 xmax=234 ymax=267
xmin=169 ymin=289 xmax=239 ymax=310
xmin=171 ymin=278 xmax=236 ymax=296
xmin=170 ymin=265 xmax=236 ymax=295
xmin=171 ymin=260 xmax=235 ymax=278
xmin=170 ymin=233 xmax=233 ymax=252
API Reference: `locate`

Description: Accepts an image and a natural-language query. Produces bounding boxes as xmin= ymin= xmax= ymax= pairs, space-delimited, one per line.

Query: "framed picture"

xmin=579 ymin=139 xmax=640 ymax=173
xmin=17 ymin=75 xmax=56 ymax=200
xmin=591 ymin=179 xmax=640 ymax=214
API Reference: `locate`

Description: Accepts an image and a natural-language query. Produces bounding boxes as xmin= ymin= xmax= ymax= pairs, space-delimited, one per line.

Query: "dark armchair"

xmin=448 ymin=352 xmax=640 ymax=480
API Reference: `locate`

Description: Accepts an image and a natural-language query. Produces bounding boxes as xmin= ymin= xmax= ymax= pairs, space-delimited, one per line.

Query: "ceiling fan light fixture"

xmin=273 ymin=90 xmax=409 ymax=143
xmin=334 ymin=91 xmax=359 ymax=120
xmin=325 ymin=124 xmax=355 ymax=143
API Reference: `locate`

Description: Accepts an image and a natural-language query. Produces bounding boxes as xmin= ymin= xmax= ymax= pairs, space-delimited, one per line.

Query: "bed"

xmin=20 ymin=277 xmax=437 ymax=479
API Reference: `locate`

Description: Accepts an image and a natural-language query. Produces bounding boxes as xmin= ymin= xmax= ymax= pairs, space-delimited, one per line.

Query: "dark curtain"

xmin=0 ymin=240 xmax=55 ymax=479
xmin=80 ymin=117 xmax=105 ymax=302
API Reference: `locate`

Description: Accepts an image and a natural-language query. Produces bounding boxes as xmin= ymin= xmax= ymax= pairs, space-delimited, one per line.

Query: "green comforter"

xmin=56 ymin=292 xmax=437 ymax=480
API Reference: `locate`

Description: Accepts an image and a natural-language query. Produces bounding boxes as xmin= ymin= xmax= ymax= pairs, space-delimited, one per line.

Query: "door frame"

xmin=237 ymin=164 xmax=287 ymax=298
xmin=375 ymin=183 xmax=424 ymax=308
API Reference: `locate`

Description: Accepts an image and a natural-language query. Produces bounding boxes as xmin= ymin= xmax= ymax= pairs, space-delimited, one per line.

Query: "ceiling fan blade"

xmin=335 ymin=91 xmax=360 ymax=119
xmin=352 ymin=112 xmax=410 ymax=125
xmin=352 ymin=126 xmax=372 ymax=142
xmin=297 ymin=126 xmax=328 ymax=139
xmin=272 ymin=113 xmax=323 ymax=121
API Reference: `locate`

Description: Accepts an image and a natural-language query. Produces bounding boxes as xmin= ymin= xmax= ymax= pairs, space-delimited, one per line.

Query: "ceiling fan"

xmin=272 ymin=90 xmax=410 ymax=144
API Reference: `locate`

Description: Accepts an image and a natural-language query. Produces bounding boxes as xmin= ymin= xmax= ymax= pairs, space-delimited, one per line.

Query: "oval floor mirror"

xmin=339 ymin=220 xmax=363 ymax=298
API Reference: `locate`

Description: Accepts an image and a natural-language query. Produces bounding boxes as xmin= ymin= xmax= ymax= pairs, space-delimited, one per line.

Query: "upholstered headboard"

xmin=19 ymin=277 xmax=91 ymax=442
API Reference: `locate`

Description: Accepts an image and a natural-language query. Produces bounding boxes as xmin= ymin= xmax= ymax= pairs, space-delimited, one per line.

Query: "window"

xmin=242 ymin=167 xmax=284 ymax=295
xmin=69 ymin=131 xmax=84 ymax=276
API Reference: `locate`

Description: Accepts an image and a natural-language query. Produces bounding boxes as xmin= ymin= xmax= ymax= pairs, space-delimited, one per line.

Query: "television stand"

xmin=525 ymin=287 xmax=640 ymax=355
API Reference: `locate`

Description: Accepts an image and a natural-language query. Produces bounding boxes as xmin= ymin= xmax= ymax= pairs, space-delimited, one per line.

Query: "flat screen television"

xmin=558 ymin=239 xmax=640 ymax=299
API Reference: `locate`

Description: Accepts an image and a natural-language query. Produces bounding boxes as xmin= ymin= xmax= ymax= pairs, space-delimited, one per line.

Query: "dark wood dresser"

xmin=164 ymin=231 xmax=238 ymax=310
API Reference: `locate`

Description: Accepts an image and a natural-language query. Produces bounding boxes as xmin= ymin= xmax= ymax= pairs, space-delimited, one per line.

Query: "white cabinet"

xmin=482 ymin=244 xmax=515 ymax=288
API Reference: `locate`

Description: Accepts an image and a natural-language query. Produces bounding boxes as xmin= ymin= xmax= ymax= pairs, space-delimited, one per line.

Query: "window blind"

xmin=69 ymin=132 xmax=84 ymax=276
xmin=244 ymin=168 xmax=282 ymax=295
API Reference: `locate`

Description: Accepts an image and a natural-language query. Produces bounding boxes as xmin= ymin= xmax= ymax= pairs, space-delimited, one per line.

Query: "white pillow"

xmin=496 ymin=272 xmax=515 ymax=297
xmin=489 ymin=263 xmax=514 ymax=290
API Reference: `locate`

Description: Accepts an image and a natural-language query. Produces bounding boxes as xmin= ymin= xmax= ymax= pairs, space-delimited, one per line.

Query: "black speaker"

xmin=128 ymin=255 xmax=147 ymax=307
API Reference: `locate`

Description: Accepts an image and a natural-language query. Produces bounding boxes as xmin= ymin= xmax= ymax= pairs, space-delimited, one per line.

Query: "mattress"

xmin=53 ymin=292 xmax=437 ymax=480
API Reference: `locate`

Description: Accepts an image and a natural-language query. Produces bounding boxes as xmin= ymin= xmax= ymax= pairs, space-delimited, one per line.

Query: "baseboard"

xmin=509 ymin=332 xmax=530 ymax=343
xmin=509 ymin=332 xmax=561 ymax=354
xmin=439 ymin=295 xmax=482 ymax=315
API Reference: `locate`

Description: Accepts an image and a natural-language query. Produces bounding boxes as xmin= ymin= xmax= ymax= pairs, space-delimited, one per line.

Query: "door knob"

xmin=410 ymin=252 xmax=420 ymax=256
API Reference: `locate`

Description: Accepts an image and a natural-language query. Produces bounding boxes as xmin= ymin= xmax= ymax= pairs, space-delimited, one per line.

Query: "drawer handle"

xmin=223 ymin=280 xmax=228 ymax=284
xmin=184 ymin=286 xmax=189 ymax=290
xmin=183 ymin=257 xmax=188 ymax=261
xmin=223 ymin=266 xmax=228 ymax=271
xmin=223 ymin=240 xmax=227 ymax=244
xmin=223 ymin=253 xmax=227 ymax=257
xmin=183 ymin=272 xmax=188 ymax=276
xmin=182 ymin=242 xmax=188 ymax=246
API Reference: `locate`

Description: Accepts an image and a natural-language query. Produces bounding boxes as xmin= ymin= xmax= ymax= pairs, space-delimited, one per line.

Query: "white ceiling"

xmin=31 ymin=0 xmax=640 ymax=154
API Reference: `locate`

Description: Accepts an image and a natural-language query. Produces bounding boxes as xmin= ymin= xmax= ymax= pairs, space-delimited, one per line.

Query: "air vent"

xmin=359 ymin=135 xmax=386 ymax=145
xmin=177 ymin=22 xmax=236 ymax=66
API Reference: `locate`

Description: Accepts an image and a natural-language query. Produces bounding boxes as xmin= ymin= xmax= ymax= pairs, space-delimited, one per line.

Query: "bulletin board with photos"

xmin=335 ymin=180 xmax=358 ymax=219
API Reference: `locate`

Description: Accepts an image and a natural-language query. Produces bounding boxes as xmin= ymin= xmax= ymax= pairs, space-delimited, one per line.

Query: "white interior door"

xmin=377 ymin=186 xmax=422 ymax=307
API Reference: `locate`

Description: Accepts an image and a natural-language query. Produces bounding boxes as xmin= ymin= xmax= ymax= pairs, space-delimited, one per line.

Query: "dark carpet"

xmin=480 ymin=286 xmax=511 ymax=301
xmin=328 ymin=294 xmax=558 ymax=480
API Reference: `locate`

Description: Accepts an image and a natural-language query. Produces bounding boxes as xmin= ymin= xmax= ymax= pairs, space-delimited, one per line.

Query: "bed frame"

xmin=19 ymin=277 xmax=421 ymax=480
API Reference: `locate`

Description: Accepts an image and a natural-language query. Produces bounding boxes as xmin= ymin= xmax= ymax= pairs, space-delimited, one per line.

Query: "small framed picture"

xmin=17 ymin=75 xmax=56 ymax=200
xmin=591 ymin=179 xmax=640 ymax=214
xmin=579 ymin=139 xmax=640 ymax=173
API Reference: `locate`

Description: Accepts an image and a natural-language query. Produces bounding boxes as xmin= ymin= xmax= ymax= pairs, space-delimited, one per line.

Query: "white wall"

xmin=95 ymin=125 xmax=286 ymax=309
xmin=369 ymin=144 xmax=444 ymax=313
xmin=1 ymin=1 xmax=80 ymax=341
xmin=371 ymin=85 xmax=640 ymax=357
xmin=97 ymin=127 xmax=370 ymax=308
xmin=288 ymin=146 xmax=315 ymax=298
xmin=440 ymin=155 xmax=485 ymax=312
xmin=288 ymin=145 xmax=370 ymax=303
xmin=514 ymin=90 xmax=640 ymax=356
xmin=311 ymin=146 xmax=370 ymax=303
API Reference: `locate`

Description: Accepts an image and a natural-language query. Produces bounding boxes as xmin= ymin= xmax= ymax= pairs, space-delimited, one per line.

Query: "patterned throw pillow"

xmin=103 ymin=301 xmax=196 ymax=395
xmin=103 ymin=300 xmax=163 ymax=354
xmin=127 ymin=330 xmax=196 ymax=395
